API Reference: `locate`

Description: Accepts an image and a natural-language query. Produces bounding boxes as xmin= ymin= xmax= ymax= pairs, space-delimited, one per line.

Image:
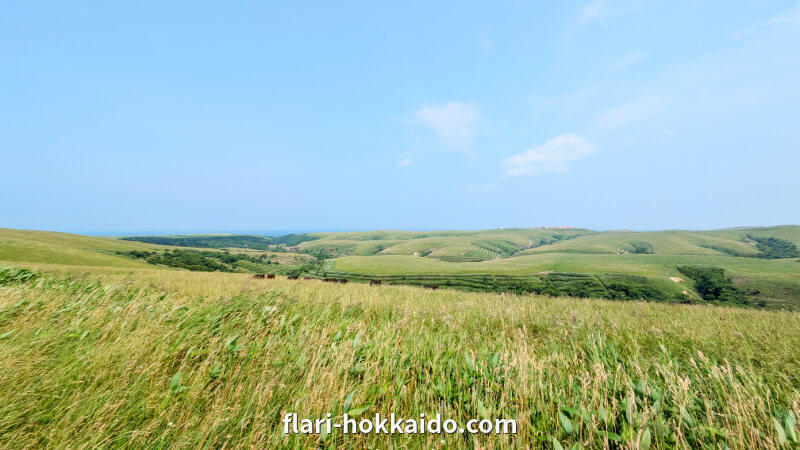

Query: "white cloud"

xmin=577 ymin=0 xmax=641 ymax=24
xmin=764 ymin=3 xmax=800 ymax=27
xmin=466 ymin=183 xmax=496 ymax=193
xmin=735 ymin=3 xmax=800 ymax=37
xmin=503 ymin=134 xmax=595 ymax=177
xmin=396 ymin=158 xmax=412 ymax=168
xmin=591 ymin=95 xmax=669 ymax=131
xmin=579 ymin=0 xmax=609 ymax=23
xmin=414 ymin=102 xmax=479 ymax=151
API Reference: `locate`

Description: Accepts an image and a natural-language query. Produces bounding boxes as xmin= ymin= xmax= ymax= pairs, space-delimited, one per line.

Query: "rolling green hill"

xmin=2 ymin=226 xmax=799 ymax=309
xmin=302 ymin=226 xmax=800 ymax=309
xmin=298 ymin=226 xmax=800 ymax=260
xmin=0 ymin=228 xmax=164 ymax=268
xmin=298 ymin=228 xmax=595 ymax=261
xmin=0 ymin=229 xmax=306 ymax=274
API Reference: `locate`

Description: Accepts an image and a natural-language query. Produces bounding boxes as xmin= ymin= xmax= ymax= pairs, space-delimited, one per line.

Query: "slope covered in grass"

xmin=5 ymin=227 xmax=799 ymax=309
xmin=326 ymin=231 xmax=800 ymax=309
xmin=299 ymin=226 xmax=800 ymax=260
xmin=299 ymin=228 xmax=595 ymax=261
xmin=330 ymin=253 xmax=800 ymax=280
xmin=0 ymin=228 xmax=164 ymax=268
xmin=0 ymin=264 xmax=798 ymax=448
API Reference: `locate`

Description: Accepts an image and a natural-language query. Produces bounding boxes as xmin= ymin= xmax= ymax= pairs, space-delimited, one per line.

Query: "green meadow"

xmin=304 ymin=226 xmax=800 ymax=310
xmin=3 ymin=226 xmax=800 ymax=309
xmin=1 ymin=227 xmax=799 ymax=448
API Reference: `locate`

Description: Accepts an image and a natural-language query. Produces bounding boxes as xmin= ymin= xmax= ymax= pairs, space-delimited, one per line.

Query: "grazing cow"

xmin=337 ymin=279 xmax=348 ymax=284
xmin=253 ymin=274 xmax=265 ymax=279
xmin=423 ymin=285 xmax=439 ymax=290
xmin=267 ymin=273 xmax=276 ymax=279
xmin=324 ymin=278 xmax=337 ymax=283
xmin=287 ymin=276 xmax=299 ymax=280
xmin=370 ymin=280 xmax=382 ymax=286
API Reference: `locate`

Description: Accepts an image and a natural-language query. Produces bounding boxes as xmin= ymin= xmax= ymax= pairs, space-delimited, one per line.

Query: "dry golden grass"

xmin=0 ymin=264 xmax=798 ymax=448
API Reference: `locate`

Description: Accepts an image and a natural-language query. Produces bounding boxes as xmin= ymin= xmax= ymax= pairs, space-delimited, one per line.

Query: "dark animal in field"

xmin=287 ymin=276 xmax=299 ymax=280
xmin=423 ymin=285 xmax=439 ymax=290
xmin=324 ymin=278 xmax=337 ymax=283
xmin=267 ymin=274 xmax=276 ymax=279
xmin=252 ymin=274 xmax=265 ymax=279
xmin=337 ymin=279 xmax=348 ymax=284
xmin=370 ymin=280 xmax=382 ymax=286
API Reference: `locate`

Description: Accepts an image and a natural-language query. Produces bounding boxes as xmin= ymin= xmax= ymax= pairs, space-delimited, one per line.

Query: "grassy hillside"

xmin=3 ymin=227 xmax=799 ymax=308
xmin=0 ymin=228 xmax=165 ymax=268
xmin=314 ymin=227 xmax=800 ymax=309
xmin=330 ymin=253 xmax=800 ymax=280
xmin=297 ymin=226 xmax=800 ymax=260
xmin=517 ymin=230 xmax=754 ymax=256
xmin=0 ymin=229 xmax=314 ymax=275
xmin=299 ymin=228 xmax=595 ymax=261
xmin=0 ymin=264 xmax=798 ymax=448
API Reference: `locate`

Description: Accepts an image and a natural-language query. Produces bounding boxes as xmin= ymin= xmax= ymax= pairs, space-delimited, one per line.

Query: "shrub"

xmin=677 ymin=266 xmax=745 ymax=303
xmin=627 ymin=241 xmax=655 ymax=254
xmin=746 ymin=235 xmax=800 ymax=259
xmin=121 ymin=235 xmax=274 ymax=250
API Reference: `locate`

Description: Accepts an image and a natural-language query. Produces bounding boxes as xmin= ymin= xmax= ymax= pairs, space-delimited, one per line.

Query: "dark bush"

xmin=628 ymin=241 xmax=655 ymax=254
xmin=677 ymin=265 xmax=745 ymax=303
xmin=747 ymin=235 xmax=800 ymax=259
xmin=121 ymin=235 xmax=274 ymax=250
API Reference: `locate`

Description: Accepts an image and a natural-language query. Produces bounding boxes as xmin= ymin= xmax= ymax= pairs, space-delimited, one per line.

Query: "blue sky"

xmin=2 ymin=1 xmax=799 ymax=233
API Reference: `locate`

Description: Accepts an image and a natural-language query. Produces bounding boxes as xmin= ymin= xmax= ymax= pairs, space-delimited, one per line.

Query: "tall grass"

xmin=0 ymin=264 xmax=798 ymax=448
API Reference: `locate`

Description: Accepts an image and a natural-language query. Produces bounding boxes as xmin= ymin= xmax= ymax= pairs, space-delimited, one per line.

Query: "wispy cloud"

xmin=414 ymin=102 xmax=479 ymax=151
xmin=466 ymin=183 xmax=496 ymax=193
xmin=764 ymin=3 xmax=800 ymax=27
xmin=591 ymin=95 xmax=669 ymax=131
xmin=396 ymin=158 xmax=412 ymax=168
xmin=734 ymin=2 xmax=800 ymax=37
xmin=577 ymin=0 xmax=641 ymax=25
xmin=578 ymin=0 xmax=609 ymax=24
xmin=503 ymin=134 xmax=595 ymax=176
